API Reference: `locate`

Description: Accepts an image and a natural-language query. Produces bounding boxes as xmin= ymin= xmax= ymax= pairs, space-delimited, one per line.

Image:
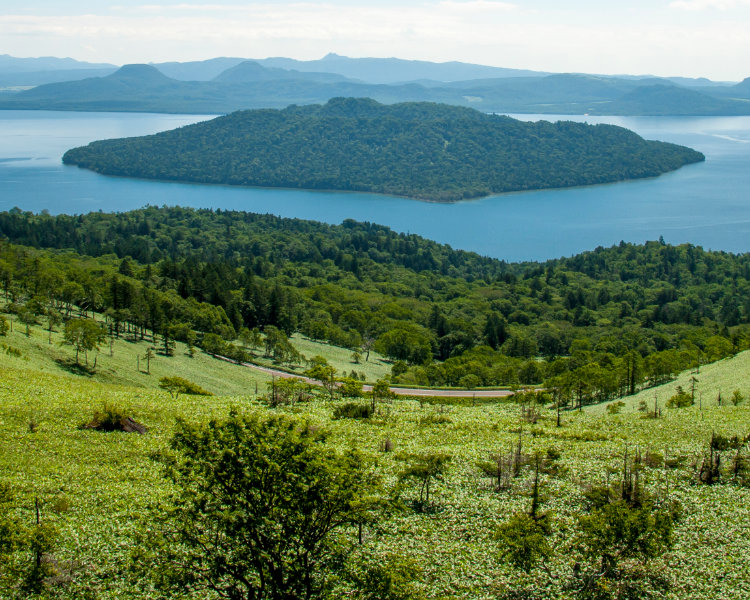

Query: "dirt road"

xmin=238 ymin=360 xmax=514 ymax=398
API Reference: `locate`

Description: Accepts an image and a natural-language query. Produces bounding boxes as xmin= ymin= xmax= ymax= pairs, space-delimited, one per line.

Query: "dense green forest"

xmin=61 ymin=98 xmax=704 ymax=201
xmin=1 ymin=206 xmax=747 ymax=405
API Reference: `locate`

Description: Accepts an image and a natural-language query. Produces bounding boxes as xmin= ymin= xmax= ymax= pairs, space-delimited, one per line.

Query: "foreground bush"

xmin=134 ymin=410 xmax=380 ymax=599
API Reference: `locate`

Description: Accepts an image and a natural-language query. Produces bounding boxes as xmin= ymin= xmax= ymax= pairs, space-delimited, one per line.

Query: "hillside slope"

xmin=2 ymin=353 xmax=750 ymax=598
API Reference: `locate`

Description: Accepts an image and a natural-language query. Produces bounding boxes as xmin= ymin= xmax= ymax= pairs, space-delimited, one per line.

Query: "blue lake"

xmin=1 ymin=110 xmax=749 ymax=262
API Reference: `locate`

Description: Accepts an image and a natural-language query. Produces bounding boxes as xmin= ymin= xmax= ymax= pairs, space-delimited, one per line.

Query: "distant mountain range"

xmin=0 ymin=54 xmax=117 ymax=88
xmin=1 ymin=53 xmax=748 ymax=116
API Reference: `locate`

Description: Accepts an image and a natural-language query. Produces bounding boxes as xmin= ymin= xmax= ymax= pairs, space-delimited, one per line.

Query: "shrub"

xmin=0 ymin=489 xmax=60 ymax=596
xmin=3 ymin=344 xmax=22 ymax=358
xmin=333 ymin=402 xmax=374 ymax=420
xmin=574 ymin=499 xmax=677 ymax=599
xmin=397 ymin=452 xmax=451 ymax=509
xmin=710 ymin=432 xmax=747 ymax=451
xmin=666 ymin=386 xmax=692 ymax=408
xmin=379 ymin=438 xmax=395 ymax=453
xmin=133 ymin=411 xmax=380 ymax=600
xmin=419 ymin=412 xmax=452 ymax=426
xmin=642 ymin=452 xmax=664 ymax=469
xmin=391 ymin=361 xmax=408 ymax=377
xmin=82 ymin=404 xmax=146 ymax=433
xmin=339 ymin=378 xmax=364 ymax=399
xmin=87 ymin=404 xmax=129 ymax=431
xmin=266 ymin=377 xmax=310 ymax=407
xmin=459 ymin=374 xmax=482 ymax=389
xmin=350 ymin=554 xmax=425 ymax=600
xmin=201 ymin=333 xmax=227 ymax=356
xmin=495 ymin=513 xmax=552 ymax=573
xmin=159 ymin=376 xmax=212 ymax=398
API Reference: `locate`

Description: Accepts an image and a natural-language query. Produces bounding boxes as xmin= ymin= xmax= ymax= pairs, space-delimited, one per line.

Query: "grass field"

xmin=0 ymin=313 xmax=394 ymax=396
xmin=0 ymin=316 xmax=272 ymax=396
xmin=595 ymin=349 xmax=750 ymax=415
xmin=2 ymin=344 xmax=750 ymax=598
xmin=248 ymin=333 xmax=393 ymax=381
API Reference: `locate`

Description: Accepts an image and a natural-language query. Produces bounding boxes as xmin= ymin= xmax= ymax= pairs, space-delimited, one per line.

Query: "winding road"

xmin=237 ymin=359 xmax=515 ymax=398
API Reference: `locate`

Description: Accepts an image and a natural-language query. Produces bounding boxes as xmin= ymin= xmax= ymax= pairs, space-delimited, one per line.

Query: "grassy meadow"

xmin=251 ymin=333 xmax=393 ymax=381
xmin=0 ymin=316 xmax=392 ymax=397
xmin=2 ymin=329 xmax=750 ymax=598
xmin=0 ymin=317 xmax=271 ymax=396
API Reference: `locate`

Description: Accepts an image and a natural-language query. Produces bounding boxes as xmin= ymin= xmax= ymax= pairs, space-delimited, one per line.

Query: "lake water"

xmin=1 ymin=109 xmax=749 ymax=262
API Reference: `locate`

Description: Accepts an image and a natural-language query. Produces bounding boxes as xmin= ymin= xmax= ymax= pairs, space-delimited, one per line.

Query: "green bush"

xmin=87 ymin=404 xmax=130 ymax=431
xmin=82 ymin=404 xmax=146 ymax=433
xmin=133 ymin=410 xmax=380 ymax=600
xmin=666 ymin=386 xmax=692 ymax=408
xmin=350 ymin=554 xmax=425 ymax=600
xmin=418 ymin=413 xmax=452 ymax=426
xmin=3 ymin=344 xmax=22 ymax=358
xmin=495 ymin=512 xmax=552 ymax=573
xmin=159 ymin=376 xmax=212 ymax=398
xmin=333 ymin=402 xmax=374 ymax=420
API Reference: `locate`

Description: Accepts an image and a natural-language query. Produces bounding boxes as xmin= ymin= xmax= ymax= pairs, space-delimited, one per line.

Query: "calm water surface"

xmin=1 ymin=110 xmax=748 ymax=262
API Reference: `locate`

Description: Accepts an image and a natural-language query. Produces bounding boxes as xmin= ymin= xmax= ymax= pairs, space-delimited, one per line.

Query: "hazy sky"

xmin=2 ymin=1 xmax=749 ymax=80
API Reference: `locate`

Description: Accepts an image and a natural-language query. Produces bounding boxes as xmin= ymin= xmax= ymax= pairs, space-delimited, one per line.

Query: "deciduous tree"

xmin=135 ymin=411 xmax=380 ymax=600
xmin=62 ymin=318 xmax=105 ymax=366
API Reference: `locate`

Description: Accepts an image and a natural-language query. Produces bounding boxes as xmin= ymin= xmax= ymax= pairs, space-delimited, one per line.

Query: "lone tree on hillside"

xmin=143 ymin=347 xmax=155 ymax=374
xmin=397 ymin=452 xmax=451 ymax=511
xmin=305 ymin=357 xmax=338 ymax=401
xmin=62 ymin=318 xmax=106 ymax=366
xmin=134 ymin=410 xmax=381 ymax=600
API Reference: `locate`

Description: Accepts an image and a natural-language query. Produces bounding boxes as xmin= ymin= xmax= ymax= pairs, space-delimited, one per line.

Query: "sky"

xmin=1 ymin=1 xmax=749 ymax=81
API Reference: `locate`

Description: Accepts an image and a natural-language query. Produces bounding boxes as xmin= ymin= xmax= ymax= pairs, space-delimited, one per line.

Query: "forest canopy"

xmin=61 ymin=98 xmax=705 ymax=202
xmin=1 ymin=206 xmax=748 ymax=405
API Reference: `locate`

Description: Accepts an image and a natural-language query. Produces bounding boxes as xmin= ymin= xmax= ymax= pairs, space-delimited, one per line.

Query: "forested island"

xmin=62 ymin=98 xmax=705 ymax=201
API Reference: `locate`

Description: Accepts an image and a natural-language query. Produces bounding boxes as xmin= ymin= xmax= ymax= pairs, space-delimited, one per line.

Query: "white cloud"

xmin=0 ymin=3 xmax=748 ymax=79
xmin=669 ymin=0 xmax=750 ymax=10
xmin=438 ymin=1 xmax=518 ymax=12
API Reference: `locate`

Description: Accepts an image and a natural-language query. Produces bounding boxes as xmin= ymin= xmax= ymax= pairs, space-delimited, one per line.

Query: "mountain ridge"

xmin=1 ymin=54 xmax=748 ymax=115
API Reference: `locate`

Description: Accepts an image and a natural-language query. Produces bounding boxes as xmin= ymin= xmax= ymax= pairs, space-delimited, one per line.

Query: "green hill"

xmin=62 ymin=98 xmax=704 ymax=201
xmin=4 ymin=205 xmax=750 ymax=597
xmin=602 ymin=83 xmax=750 ymax=116
xmin=595 ymin=348 xmax=750 ymax=414
xmin=0 ymin=313 xmax=391 ymax=394
xmin=0 ymin=312 xmax=271 ymax=395
xmin=2 ymin=206 xmax=749 ymax=400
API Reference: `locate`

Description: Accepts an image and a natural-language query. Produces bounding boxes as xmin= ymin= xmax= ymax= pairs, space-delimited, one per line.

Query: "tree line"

xmin=1 ymin=207 xmax=748 ymax=404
